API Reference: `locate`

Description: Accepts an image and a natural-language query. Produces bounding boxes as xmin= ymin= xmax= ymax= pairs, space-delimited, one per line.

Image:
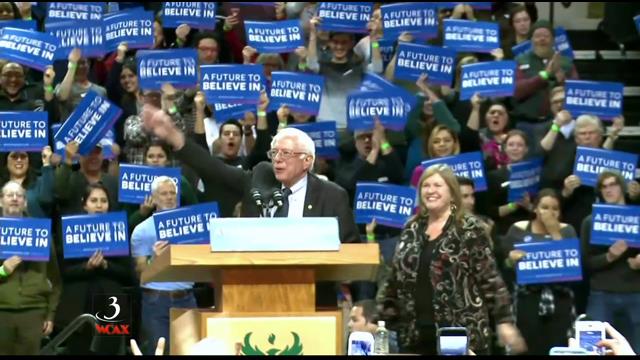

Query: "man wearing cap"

xmin=54 ymin=141 xmax=120 ymax=215
xmin=511 ymin=20 xmax=578 ymax=156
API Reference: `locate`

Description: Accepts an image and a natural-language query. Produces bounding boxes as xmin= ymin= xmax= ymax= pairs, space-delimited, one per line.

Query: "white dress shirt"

xmin=270 ymin=174 xmax=308 ymax=218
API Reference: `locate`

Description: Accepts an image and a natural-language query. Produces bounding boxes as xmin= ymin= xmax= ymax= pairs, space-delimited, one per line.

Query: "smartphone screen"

xmin=437 ymin=328 xmax=468 ymax=356
xmin=578 ymin=330 xmax=603 ymax=354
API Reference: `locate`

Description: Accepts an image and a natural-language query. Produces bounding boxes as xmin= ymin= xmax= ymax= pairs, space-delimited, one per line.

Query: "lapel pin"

xmin=307 ymin=204 xmax=313 ymax=210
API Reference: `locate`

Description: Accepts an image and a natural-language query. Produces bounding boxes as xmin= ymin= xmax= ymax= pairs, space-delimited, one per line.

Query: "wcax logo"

xmin=93 ymin=294 xmax=131 ymax=336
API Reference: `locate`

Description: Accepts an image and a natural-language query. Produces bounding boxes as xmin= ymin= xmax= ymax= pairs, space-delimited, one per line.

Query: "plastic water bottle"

xmin=374 ymin=321 xmax=389 ymax=355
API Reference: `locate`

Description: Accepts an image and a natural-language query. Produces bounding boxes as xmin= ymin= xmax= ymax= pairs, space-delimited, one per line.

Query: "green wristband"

xmin=551 ymin=123 xmax=560 ymax=133
xmin=371 ymin=41 xmax=380 ymax=49
xmin=223 ymin=23 xmax=232 ymax=32
xmin=366 ymin=233 xmax=376 ymax=243
xmin=298 ymin=62 xmax=307 ymax=71
xmin=44 ymin=85 xmax=54 ymax=94
xmin=0 ymin=265 xmax=8 ymax=278
xmin=538 ymin=70 xmax=549 ymax=80
xmin=68 ymin=62 xmax=78 ymax=70
xmin=508 ymin=202 xmax=517 ymax=210
xmin=380 ymin=141 xmax=392 ymax=152
xmin=257 ymin=110 xmax=267 ymax=117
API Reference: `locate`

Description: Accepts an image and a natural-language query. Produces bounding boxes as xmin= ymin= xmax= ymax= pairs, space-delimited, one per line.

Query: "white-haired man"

xmin=131 ymin=176 xmax=196 ymax=355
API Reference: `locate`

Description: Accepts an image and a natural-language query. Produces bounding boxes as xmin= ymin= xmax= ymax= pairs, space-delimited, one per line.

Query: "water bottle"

xmin=374 ymin=321 xmax=389 ymax=355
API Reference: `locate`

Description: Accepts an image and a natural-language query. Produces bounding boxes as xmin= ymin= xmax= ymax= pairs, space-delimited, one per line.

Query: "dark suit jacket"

xmin=175 ymin=139 xmax=359 ymax=243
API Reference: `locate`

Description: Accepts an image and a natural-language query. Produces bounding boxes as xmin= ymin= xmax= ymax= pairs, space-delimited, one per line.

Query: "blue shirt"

xmin=131 ymin=216 xmax=193 ymax=291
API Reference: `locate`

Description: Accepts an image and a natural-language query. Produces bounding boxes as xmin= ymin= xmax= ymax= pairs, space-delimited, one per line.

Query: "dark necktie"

xmin=274 ymin=188 xmax=292 ymax=218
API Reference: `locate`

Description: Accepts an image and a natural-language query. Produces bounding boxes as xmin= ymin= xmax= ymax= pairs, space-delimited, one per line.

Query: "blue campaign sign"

xmin=508 ymin=158 xmax=543 ymax=202
xmin=245 ymin=20 xmax=304 ymax=53
xmin=118 ymin=164 xmax=181 ymax=205
xmin=380 ymin=3 xmax=438 ymax=38
xmin=438 ymin=2 xmax=492 ymax=10
xmin=0 ymin=28 xmax=59 ymax=71
xmin=200 ymin=64 xmax=264 ymax=104
xmin=213 ymin=102 xmax=256 ymax=122
xmin=377 ymin=38 xmax=395 ymax=69
xmin=317 ymin=2 xmax=373 ymax=33
xmin=361 ymin=72 xmax=416 ymax=109
xmin=591 ymin=204 xmax=640 ymax=248
xmin=554 ymin=27 xmax=574 ymax=59
xmin=354 ymin=182 xmax=415 ymax=228
xmin=61 ymin=211 xmax=130 ymax=259
xmin=0 ymin=20 xmax=37 ymax=31
xmin=0 ymin=218 xmax=51 ymax=262
xmin=347 ymin=90 xmax=411 ymax=131
xmin=269 ymin=72 xmax=324 ymax=115
xmin=460 ymin=60 xmax=516 ymax=100
xmin=289 ymin=121 xmax=339 ymax=159
xmin=635 ymin=15 xmax=640 ymax=34
xmin=564 ymin=80 xmax=624 ymax=119
xmin=103 ymin=9 xmax=154 ymax=51
xmin=153 ymin=202 xmax=220 ymax=245
xmin=46 ymin=20 xmax=105 ymax=59
xmin=394 ymin=42 xmax=456 ymax=86
xmin=0 ymin=112 xmax=48 ymax=152
xmin=161 ymin=2 xmax=217 ymax=30
xmin=51 ymin=123 xmax=115 ymax=162
xmin=512 ymin=40 xmax=531 ymax=58
xmin=53 ymin=91 xmax=122 ymax=156
xmin=444 ymin=19 xmax=500 ymax=53
xmin=573 ymin=147 xmax=638 ymax=187
xmin=47 ymin=2 xmax=105 ymax=23
xmin=136 ymin=49 xmax=198 ymax=90
xmin=515 ymin=239 xmax=583 ymax=285
xmin=421 ymin=152 xmax=487 ymax=191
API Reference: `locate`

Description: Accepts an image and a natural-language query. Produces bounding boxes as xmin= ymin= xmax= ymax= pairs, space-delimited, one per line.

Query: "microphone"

xmin=250 ymin=188 xmax=265 ymax=217
xmin=272 ymin=189 xmax=284 ymax=208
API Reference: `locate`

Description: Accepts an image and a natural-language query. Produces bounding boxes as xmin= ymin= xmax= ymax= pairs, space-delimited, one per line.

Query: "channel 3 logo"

xmin=93 ymin=294 xmax=131 ymax=336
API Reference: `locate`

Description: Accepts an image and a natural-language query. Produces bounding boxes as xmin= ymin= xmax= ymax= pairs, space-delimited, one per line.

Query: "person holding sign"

xmin=106 ymin=43 xmax=142 ymax=144
xmin=409 ymin=125 xmax=461 ymax=187
xmin=377 ymin=164 xmax=525 ymax=355
xmin=511 ymin=20 xmax=578 ymax=147
xmin=467 ymin=94 xmax=512 ymax=171
xmin=0 ymin=62 xmax=59 ymax=124
xmin=501 ymin=5 xmax=533 ymax=60
xmin=131 ymin=176 xmax=196 ymax=355
xmin=580 ymin=171 xmax=640 ymax=353
xmin=0 ymin=181 xmax=61 ymax=355
xmin=484 ymin=130 xmax=534 ymax=237
xmin=502 ymin=189 xmax=579 ymax=355
xmin=55 ymin=183 xmax=134 ymax=355
xmin=0 ymin=147 xmax=55 ymax=218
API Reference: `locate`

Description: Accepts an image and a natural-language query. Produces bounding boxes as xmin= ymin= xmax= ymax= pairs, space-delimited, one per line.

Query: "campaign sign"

xmin=554 ymin=26 xmax=574 ymax=59
xmin=347 ymin=90 xmax=411 ymax=131
xmin=213 ymin=102 xmax=256 ymax=122
xmin=51 ymin=123 xmax=114 ymax=162
xmin=420 ymin=152 xmax=487 ymax=191
xmin=394 ymin=42 xmax=456 ymax=86
xmin=53 ymin=91 xmax=122 ymax=156
xmin=0 ymin=20 xmax=37 ymax=31
xmin=0 ymin=112 xmax=48 ymax=152
xmin=289 ymin=121 xmax=339 ymax=159
xmin=269 ymin=72 xmax=324 ymax=115
xmin=515 ymin=238 xmax=583 ymax=285
xmin=573 ymin=147 xmax=638 ymax=187
xmin=508 ymin=158 xmax=543 ymax=202
xmin=564 ymin=80 xmax=624 ymax=119
xmin=200 ymin=64 xmax=264 ymax=104
xmin=46 ymin=20 xmax=105 ymax=59
xmin=62 ymin=211 xmax=130 ymax=259
xmin=47 ymin=2 xmax=105 ymax=23
xmin=317 ymin=2 xmax=373 ymax=33
xmin=0 ymin=28 xmax=59 ymax=71
xmin=153 ymin=202 xmax=220 ymax=245
xmin=354 ymin=183 xmax=416 ymax=228
xmin=0 ymin=218 xmax=51 ymax=262
xmin=460 ymin=60 xmax=516 ymax=100
xmin=161 ymin=2 xmax=217 ymax=30
xmin=591 ymin=204 xmax=640 ymax=248
xmin=377 ymin=38 xmax=395 ymax=69
xmin=512 ymin=40 xmax=531 ymax=58
xmin=438 ymin=2 xmax=493 ymax=10
xmin=245 ymin=20 xmax=304 ymax=53
xmin=380 ymin=3 xmax=438 ymax=38
xmin=635 ymin=15 xmax=640 ymax=34
xmin=361 ymin=72 xmax=416 ymax=108
xmin=118 ymin=164 xmax=181 ymax=205
xmin=137 ymin=49 xmax=198 ymax=90
xmin=104 ymin=9 xmax=154 ymax=51
xmin=443 ymin=19 xmax=500 ymax=53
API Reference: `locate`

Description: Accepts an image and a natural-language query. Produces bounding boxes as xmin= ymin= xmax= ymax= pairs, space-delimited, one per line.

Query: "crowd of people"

xmin=0 ymin=1 xmax=639 ymax=356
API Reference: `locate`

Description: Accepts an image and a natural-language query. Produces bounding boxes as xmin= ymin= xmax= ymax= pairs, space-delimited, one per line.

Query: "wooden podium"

xmin=142 ymin=244 xmax=380 ymax=355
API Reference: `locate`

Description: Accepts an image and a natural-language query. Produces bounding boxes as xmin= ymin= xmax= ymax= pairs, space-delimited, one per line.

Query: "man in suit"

xmin=141 ymin=100 xmax=359 ymax=244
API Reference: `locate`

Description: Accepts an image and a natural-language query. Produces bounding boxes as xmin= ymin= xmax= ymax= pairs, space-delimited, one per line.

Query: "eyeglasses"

xmin=267 ymin=149 xmax=307 ymax=160
xmin=3 ymin=192 xmax=24 ymax=199
xmin=9 ymin=153 xmax=28 ymax=160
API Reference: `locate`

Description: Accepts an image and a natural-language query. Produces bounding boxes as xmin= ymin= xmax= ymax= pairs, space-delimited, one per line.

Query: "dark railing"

xmin=39 ymin=314 xmax=98 ymax=355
